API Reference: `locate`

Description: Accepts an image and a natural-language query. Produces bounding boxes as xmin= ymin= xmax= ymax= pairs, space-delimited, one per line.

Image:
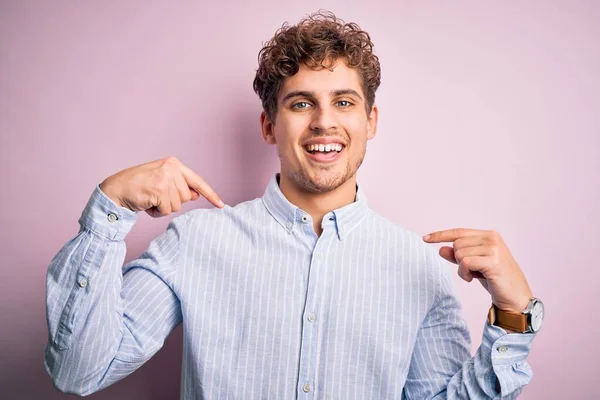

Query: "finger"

xmin=190 ymin=190 xmax=200 ymax=201
xmin=423 ymin=228 xmax=482 ymax=243
xmin=179 ymin=164 xmax=224 ymax=208
xmin=173 ymin=171 xmax=193 ymax=203
xmin=453 ymin=246 xmax=492 ymax=265
xmin=457 ymin=263 xmax=474 ymax=282
xmin=458 ymin=255 xmax=489 ymax=273
xmin=452 ymin=235 xmax=488 ymax=250
xmin=169 ymin=179 xmax=182 ymax=213
xmin=444 ymin=249 xmax=486 ymax=281
xmin=155 ymin=192 xmax=173 ymax=217
xmin=456 ymin=265 xmax=485 ymax=281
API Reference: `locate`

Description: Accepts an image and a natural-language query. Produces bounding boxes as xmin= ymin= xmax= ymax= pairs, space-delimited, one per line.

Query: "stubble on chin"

xmin=285 ymin=156 xmax=364 ymax=194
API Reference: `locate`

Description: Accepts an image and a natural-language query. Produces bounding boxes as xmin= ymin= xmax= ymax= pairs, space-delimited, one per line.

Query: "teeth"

xmin=305 ymin=143 xmax=344 ymax=152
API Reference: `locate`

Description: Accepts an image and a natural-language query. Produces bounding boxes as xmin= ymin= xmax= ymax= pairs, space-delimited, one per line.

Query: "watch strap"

xmin=488 ymin=304 xmax=528 ymax=333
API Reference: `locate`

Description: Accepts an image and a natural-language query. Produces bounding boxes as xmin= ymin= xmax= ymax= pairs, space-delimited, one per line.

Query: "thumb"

xmin=439 ymin=246 xmax=457 ymax=264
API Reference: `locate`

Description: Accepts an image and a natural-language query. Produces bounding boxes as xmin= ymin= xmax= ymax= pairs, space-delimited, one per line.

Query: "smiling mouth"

xmin=303 ymin=143 xmax=344 ymax=154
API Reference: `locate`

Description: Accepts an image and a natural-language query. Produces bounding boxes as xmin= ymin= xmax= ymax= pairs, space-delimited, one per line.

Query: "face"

xmin=260 ymin=59 xmax=378 ymax=194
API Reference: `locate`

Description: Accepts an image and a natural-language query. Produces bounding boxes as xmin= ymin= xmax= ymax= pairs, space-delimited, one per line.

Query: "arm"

xmin=403 ymin=260 xmax=535 ymax=399
xmin=44 ymin=186 xmax=189 ymax=396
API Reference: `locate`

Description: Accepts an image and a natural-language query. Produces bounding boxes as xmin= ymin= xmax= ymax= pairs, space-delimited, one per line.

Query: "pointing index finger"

xmin=422 ymin=228 xmax=481 ymax=243
xmin=180 ymin=164 xmax=224 ymax=208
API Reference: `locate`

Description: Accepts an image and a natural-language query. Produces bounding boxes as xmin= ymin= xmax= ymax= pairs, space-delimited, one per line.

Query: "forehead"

xmin=279 ymin=59 xmax=364 ymax=99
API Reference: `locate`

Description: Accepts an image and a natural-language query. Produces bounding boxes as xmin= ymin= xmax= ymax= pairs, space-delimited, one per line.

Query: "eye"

xmin=292 ymin=102 xmax=311 ymax=109
xmin=336 ymin=100 xmax=353 ymax=107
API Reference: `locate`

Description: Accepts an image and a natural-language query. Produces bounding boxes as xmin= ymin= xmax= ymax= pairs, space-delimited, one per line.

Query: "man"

xmin=45 ymin=11 xmax=542 ymax=399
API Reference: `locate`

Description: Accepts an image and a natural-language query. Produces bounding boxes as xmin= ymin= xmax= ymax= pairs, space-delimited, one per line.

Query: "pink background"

xmin=1 ymin=1 xmax=598 ymax=398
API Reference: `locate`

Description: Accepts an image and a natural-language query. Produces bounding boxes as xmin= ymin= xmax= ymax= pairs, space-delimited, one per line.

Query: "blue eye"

xmin=292 ymin=102 xmax=311 ymax=109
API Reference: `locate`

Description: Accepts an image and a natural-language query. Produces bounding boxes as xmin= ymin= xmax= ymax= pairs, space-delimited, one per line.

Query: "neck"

xmin=279 ymin=172 xmax=357 ymax=235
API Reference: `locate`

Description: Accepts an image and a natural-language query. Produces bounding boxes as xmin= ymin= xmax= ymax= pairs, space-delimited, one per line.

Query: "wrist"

xmin=496 ymin=292 xmax=533 ymax=314
xmin=488 ymin=297 xmax=544 ymax=334
xmin=99 ymin=180 xmax=127 ymax=210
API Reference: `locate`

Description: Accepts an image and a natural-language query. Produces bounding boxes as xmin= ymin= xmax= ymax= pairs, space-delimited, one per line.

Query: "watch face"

xmin=530 ymin=301 xmax=544 ymax=332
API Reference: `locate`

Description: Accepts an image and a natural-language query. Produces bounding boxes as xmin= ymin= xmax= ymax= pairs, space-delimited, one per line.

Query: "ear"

xmin=366 ymin=104 xmax=379 ymax=140
xmin=260 ymin=111 xmax=277 ymax=144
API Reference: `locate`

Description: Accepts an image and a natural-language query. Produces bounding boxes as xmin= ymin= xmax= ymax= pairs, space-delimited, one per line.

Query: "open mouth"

xmin=302 ymin=143 xmax=345 ymax=163
xmin=303 ymin=143 xmax=344 ymax=154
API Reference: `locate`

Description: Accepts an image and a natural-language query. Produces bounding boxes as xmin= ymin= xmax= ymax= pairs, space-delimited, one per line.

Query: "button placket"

xmin=297 ymin=235 xmax=327 ymax=398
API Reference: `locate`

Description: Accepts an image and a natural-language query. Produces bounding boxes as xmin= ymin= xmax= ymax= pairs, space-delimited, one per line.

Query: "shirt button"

xmin=303 ymin=383 xmax=311 ymax=393
xmin=78 ymin=278 xmax=88 ymax=288
xmin=315 ymin=253 xmax=321 ymax=260
xmin=307 ymin=312 xmax=317 ymax=322
xmin=107 ymin=213 xmax=118 ymax=222
xmin=301 ymin=215 xmax=308 ymax=222
xmin=497 ymin=345 xmax=508 ymax=353
xmin=286 ymin=222 xmax=292 ymax=229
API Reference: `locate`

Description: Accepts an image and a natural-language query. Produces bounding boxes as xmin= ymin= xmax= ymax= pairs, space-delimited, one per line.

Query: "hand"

xmin=423 ymin=228 xmax=533 ymax=313
xmin=99 ymin=156 xmax=224 ymax=218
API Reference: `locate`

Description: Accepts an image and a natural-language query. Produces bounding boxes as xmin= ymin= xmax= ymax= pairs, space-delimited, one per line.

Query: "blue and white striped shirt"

xmin=45 ymin=174 xmax=535 ymax=399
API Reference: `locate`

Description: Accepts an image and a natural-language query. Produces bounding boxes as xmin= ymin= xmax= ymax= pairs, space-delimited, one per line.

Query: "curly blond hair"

xmin=253 ymin=10 xmax=381 ymax=122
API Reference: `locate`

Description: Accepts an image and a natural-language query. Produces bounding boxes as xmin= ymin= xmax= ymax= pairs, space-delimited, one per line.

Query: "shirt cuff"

xmin=78 ymin=185 xmax=138 ymax=241
xmin=481 ymin=320 xmax=536 ymax=396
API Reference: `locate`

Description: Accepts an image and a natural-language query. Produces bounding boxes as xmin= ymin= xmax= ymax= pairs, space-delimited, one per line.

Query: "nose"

xmin=308 ymin=105 xmax=337 ymax=133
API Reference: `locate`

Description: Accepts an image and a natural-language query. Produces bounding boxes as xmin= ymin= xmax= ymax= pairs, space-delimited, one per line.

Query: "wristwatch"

xmin=488 ymin=297 xmax=544 ymax=333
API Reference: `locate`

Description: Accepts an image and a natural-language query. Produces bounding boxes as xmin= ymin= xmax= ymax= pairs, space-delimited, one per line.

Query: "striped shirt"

xmin=45 ymin=174 xmax=535 ymax=399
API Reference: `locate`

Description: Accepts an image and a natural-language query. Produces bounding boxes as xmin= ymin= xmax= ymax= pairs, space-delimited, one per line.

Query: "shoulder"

xmin=176 ymin=197 xmax=265 ymax=235
xmin=365 ymin=209 xmax=445 ymax=274
xmin=366 ymin=210 xmax=455 ymax=307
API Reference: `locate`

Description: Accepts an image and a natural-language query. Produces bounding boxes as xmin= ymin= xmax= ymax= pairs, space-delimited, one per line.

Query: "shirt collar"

xmin=261 ymin=173 xmax=369 ymax=240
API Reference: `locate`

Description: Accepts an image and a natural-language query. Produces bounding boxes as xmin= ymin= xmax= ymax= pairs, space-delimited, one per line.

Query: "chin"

xmin=290 ymin=166 xmax=354 ymax=194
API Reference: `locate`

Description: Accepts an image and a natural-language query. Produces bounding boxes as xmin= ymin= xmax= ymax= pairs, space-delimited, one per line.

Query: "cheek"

xmin=272 ymin=131 xmax=301 ymax=162
xmin=346 ymin=119 xmax=370 ymax=150
xmin=273 ymin=117 xmax=306 ymax=151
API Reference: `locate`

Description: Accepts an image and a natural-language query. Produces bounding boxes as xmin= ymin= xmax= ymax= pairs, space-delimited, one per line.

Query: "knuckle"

xmin=158 ymin=204 xmax=171 ymax=216
xmin=492 ymin=254 xmax=502 ymax=266
xmin=153 ymin=171 xmax=170 ymax=192
xmin=454 ymin=249 xmax=462 ymax=261
xmin=488 ymin=230 xmax=501 ymax=243
xmin=163 ymin=156 xmax=179 ymax=166
xmin=490 ymin=246 xmax=500 ymax=258
xmin=181 ymin=191 xmax=192 ymax=202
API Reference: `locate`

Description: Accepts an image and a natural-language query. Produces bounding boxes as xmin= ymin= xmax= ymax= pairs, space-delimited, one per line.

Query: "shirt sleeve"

xmin=44 ymin=185 xmax=189 ymax=396
xmin=403 ymin=253 xmax=536 ymax=399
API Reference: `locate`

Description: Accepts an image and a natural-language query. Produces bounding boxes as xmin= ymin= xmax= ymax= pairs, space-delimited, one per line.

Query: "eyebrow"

xmin=281 ymin=89 xmax=364 ymax=103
